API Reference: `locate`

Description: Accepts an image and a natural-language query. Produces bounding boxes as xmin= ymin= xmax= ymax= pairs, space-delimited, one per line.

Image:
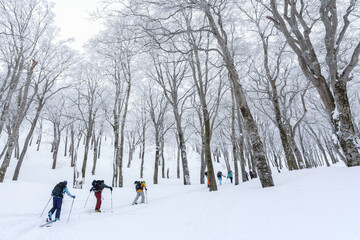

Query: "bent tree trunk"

xmin=13 ymin=99 xmax=45 ymax=180
xmin=201 ymin=2 xmax=274 ymax=188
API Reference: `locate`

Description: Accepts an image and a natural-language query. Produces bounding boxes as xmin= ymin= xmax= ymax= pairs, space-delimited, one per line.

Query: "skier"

xmin=48 ymin=181 xmax=75 ymax=221
xmin=204 ymin=171 xmax=209 ymax=187
xmin=132 ymin=181 xmax=147 ymax=205
xmin=227 ymin=170 xmax=233 ymax=184
xmin=90 ymin=180 xmax=112 ymax=213
xmin=245 ymin=171 xmax=249 ymax=181
xmin=249 ymin=170 xmax=255 ymax=179
xmin=217 ymin=171 xmax=226 ymax=185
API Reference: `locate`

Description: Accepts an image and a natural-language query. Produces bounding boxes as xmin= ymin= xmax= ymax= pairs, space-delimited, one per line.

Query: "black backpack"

xmin=134 ymin=181 xmax=143 ymax=191
xmin=217 ymin=171 xmax=222 ymax=177
xmin=52 ymin=182 xmax=66 ymax=198
xmin=92 ymin=180 xmax=104 ymax=191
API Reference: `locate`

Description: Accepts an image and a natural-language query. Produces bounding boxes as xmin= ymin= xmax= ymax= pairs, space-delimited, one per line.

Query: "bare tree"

xmin=268 ymin=0 xmax=360 ymax=166
xmin=0 ymin=0 xmax=52 ymax=136
xmin=0 ymin=59 xmax=37 ymax=182
xmin=12 ymin=38 xmax=74 ymax=180
xmin=146 ymin=87 xmax=169 ymax=184
xmin=91 ymin=121 xmax=104 ymax=175
xmin=149 ymin=53 xmax=192 ymax=185
xmin=73 ymin=63 xmax=104 ymax=186
xmin=45 ymin=97 xmax=74 ymax=169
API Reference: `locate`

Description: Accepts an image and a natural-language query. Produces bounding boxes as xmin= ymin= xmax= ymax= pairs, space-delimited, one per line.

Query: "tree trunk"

xmin=52 ymin=130 xmax=61 ymax=170
xmin=200 ymin=138 xmax=206 ymax=185
xmin=204 ymin=110 xmax=217 ymax=191
xmin=140 ymin=124 xmax=146 ymax=179
xmin=231 ymin=93 xmax=239 ymax=185
xmin=36 ymin=120 xmax=43 ymax=151
xmin=13 ymin=99 xmax=44 ymax=180
xmin=0 ymin=58 xmax=25 ymax=136
xmin=91 ymin=133 xmax=100 ymax=175
xmin=153 ymin=133 xmax=160 ymax=184
xmin=222 ymin=145 xmax=231 ymax=172
xmin=81 ymin=113 xmax=94 ymax=182
xmin=202 ymin=2 xmax=274 ymax=188
xmin=64 ymin=129 xmax=68 ymax=157
xmin=118 ymin=79 xmax=131 ymax=188
xmin=161 ymin=134 xmax=165 ymax=179
xmin=0 ymin=60 xmax=37 ymax=182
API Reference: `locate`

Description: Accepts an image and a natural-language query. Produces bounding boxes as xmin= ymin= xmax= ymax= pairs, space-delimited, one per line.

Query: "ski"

xmin=132 ymin=202 xmax=145 ymax=205
xmin=39 ymin=219 xmax=56 ymax=228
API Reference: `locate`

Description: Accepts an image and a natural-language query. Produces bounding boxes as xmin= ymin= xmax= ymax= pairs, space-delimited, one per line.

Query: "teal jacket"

xmin=227 ymin=171 xmax=233 ymax=178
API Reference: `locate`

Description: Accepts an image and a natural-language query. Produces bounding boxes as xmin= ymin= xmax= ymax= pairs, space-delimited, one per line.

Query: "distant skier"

xmin=48 ymin=181 xmax=75 ymax=221
xmin=227 ymin=170 xmax=233 ymax=184
xmin=204 ymin=171 xmax=209 ymax=187
xmin=217 ymin=171 xmax=226 ymax=185
xmin=249 ymin=170 xmax=255 ymax=179
xmin=132 ymin=181 xmax=147 ymax=205
xmin=90 ymin=180 xmax=112 ymax=213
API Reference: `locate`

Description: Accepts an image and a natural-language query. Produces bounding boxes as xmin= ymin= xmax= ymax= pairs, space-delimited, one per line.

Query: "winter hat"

xmin=63 ymin=180 xmax=68 ymax=185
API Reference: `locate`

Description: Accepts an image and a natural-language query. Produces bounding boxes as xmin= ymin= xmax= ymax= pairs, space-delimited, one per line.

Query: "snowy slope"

xmin=1 ymin=142 xmax=360 ymax=240
xmin=1 ymin=166 xmax=360 ymax=240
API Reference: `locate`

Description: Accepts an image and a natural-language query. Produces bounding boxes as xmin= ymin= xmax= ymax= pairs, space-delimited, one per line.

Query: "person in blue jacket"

xmin=48 ymin=181 xmax=75 ymax=221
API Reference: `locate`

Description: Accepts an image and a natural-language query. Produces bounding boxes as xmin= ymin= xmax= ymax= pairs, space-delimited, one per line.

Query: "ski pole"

xmin=84 ymin=191 xmax=91 ymax=208
xmin=111 ymin=191 xmax=113 ymax=213
xmin=67 ymin=198 xmax=75 ymax=223
xmin=39 ymin=196 xmax=52 ymax=218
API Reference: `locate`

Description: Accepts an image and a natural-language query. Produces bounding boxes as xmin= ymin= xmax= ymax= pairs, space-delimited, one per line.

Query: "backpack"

xmin=217 ymin=171 xmax=222 ymax=177
xmin=134 ymin=181 xmax=143 ymax=191
xmin=92 ymin=180 xmax=104 ymax=191
xmin=52 ymin=182 xmax=66 ymax=198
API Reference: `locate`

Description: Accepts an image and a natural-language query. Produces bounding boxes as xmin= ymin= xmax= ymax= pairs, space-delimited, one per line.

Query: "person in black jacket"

xmin=90 ymin=180 xmax=112 ymax=212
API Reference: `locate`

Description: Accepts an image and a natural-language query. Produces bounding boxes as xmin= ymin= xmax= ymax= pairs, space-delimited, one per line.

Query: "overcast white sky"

xmin=51 ymin=0 xmax=102 ymax=51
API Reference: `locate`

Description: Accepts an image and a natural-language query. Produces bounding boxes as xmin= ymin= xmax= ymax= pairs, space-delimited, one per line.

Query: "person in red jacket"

xmin=90 ymin=180 xmax=112 ymax=212
xmin=204 ymin=171 xmax=209 ymax=187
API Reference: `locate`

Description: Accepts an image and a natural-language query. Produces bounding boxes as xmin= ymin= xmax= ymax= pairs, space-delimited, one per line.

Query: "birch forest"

xmin=0 ymin=0 xmax=359 ymax=191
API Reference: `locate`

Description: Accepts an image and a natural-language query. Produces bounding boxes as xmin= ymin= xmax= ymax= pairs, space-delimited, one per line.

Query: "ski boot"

xmin=47 ymin=212 xmax=52 ymax=222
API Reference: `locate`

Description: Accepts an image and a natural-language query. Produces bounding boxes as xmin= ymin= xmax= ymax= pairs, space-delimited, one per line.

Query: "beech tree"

xmin=146 ymin=86 xmax=170 ymax=184
xmin=88 ymin=18 xmax=135 ymax=187
xmin=267 ymin=0 xmax=360 ymax=167
xmin=73 ymin=63 xmax=105 ymax=186
xmin=149 ymin=53 xmax=192 ymax=185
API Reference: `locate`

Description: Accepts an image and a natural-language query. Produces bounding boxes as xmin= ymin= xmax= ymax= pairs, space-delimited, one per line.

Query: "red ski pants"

xmin=95 ymin=191 xmax=102 ymax=210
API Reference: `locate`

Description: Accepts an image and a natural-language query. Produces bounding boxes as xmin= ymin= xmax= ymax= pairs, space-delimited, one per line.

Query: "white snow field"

xmin=1 ymin=143 xmax=360 ymax=240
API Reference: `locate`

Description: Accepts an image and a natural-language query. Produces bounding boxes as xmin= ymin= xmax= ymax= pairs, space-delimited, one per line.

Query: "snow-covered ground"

xmin=1 ymin=143 xmax=360 ymax=240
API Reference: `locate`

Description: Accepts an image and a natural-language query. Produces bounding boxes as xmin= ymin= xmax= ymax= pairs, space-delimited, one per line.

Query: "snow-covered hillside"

xmin=1 ymin=141 xmax=360 ymax=240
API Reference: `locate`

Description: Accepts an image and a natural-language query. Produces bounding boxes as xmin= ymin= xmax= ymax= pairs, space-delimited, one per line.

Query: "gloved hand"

xmin=72 ymin=195 xmax=76 ymax=199
xmin=145 ymin=188 xmax=147 ymax=191
xmin=90 ymin=189 xmax=92 ymax=192
xmin=110 ymin=187 xmax=113 ymax=191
